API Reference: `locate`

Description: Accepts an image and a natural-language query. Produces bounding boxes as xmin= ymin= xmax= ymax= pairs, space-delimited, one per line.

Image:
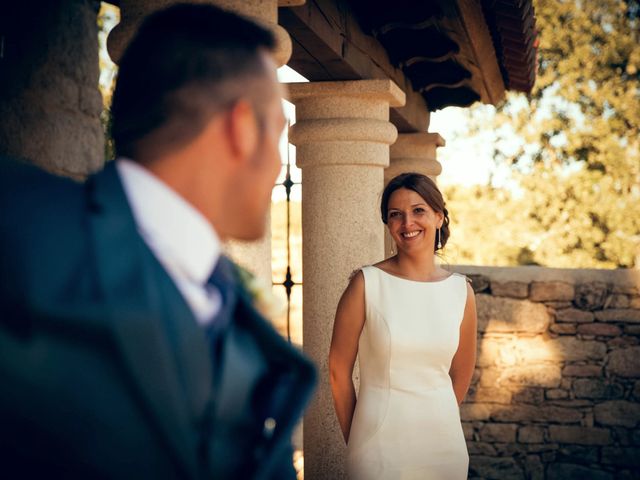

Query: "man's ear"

xmin=227 ymin=99 xmax=259 ymax=164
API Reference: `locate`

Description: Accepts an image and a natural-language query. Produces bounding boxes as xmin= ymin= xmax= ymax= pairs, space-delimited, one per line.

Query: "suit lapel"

xmin=86 ymin=162 xmax=199 ymax=477
xmin=237 ymin=297 xmax=317 ymax=477
xmin=150 ymin=258 xmax=212 ymax=420
xmin=215 ymin=285 xmax=316 ymax=479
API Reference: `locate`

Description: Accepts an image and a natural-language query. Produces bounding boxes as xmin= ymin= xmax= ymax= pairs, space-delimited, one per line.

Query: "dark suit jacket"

xmin=0 ymin=159 xmax=316 ymax=479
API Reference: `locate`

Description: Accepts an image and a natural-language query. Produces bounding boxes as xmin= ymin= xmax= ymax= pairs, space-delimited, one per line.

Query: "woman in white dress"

xmin=329 ymin=172 xmax=477 ymax=479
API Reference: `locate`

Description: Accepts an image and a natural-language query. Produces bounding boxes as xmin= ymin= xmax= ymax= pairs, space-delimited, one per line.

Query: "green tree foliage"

xmin=445 ymin=0 xmax=640 ymax=268
xmin=440 ymin=185 xmax=538 ymax=267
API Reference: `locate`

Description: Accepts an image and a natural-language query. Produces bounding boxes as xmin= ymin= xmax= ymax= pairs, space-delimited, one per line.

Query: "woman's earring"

xmin=437 ymin=228 xmax=442 ymax=250
xmin=390 ymin=244 xmax=396 ymax=256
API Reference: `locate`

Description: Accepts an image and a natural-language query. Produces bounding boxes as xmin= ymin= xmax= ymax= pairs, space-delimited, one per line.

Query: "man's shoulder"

xmin=0 ymin=158 xmax=86 ymax=217
xmin=0 ymin=156 xmax=77 ymax=184
xmin=0 ymin=158 xmax=91 ymax=256
xmin=0 ymin=158 xmax=97 ymax=304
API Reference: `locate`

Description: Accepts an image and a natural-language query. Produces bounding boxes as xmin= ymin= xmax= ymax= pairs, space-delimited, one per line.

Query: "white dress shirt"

xmin=116 ymin=158 xmax=222 ymax=325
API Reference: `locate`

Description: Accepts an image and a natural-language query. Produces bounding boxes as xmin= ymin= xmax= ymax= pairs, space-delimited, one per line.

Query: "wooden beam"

xmin=451 ymin=0 xmax=506 ymax=105
xmin=279 ymin=0 xmax=430 ymax=133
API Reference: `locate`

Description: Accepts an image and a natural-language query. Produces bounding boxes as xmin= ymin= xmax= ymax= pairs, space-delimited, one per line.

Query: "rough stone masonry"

xmin=451 ymin=265 xmax=640 ymax=480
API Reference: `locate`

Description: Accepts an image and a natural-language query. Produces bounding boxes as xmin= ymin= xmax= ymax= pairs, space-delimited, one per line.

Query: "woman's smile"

xmin=401 ymin=230 xmax=422 ymax=239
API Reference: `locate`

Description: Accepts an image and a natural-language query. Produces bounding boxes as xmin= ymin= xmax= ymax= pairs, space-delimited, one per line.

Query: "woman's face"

xmin=386 ymin=188 xmax=443 ymax=254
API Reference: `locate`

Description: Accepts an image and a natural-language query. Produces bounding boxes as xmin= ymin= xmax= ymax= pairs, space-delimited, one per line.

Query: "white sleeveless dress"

xmin=346 ymin=266 xmax=469 ymax=480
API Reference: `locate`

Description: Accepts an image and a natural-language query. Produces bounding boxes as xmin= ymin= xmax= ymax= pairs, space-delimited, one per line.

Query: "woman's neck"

xmin=393 ymin=250 xmax=440 ymax=278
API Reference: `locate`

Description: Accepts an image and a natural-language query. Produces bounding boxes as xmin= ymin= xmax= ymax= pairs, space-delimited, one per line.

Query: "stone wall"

xmin=450 ymin=265 xmax=640 ymax=480
xmin=0 ymin=0 xmax=104 ymax=177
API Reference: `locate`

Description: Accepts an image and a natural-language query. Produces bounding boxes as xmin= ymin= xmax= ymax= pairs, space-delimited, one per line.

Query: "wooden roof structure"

xmin=281 ymin=0 xmax=537 ymax=131
xmin=105 ymin=0 xmax=538 ymax=133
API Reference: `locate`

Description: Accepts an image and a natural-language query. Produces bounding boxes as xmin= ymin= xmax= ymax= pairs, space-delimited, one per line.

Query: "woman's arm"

xmin=329 ymin=271 xmax=366 ymax=444
xmin=449 ymin=281 xmax=478 ymax=405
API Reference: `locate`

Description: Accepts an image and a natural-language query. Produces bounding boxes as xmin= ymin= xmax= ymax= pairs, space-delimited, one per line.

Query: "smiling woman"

xmin=381 ymin=172 xmax=450 ymax=258
xmin=328 ymin=172 xmax=478 ymax=479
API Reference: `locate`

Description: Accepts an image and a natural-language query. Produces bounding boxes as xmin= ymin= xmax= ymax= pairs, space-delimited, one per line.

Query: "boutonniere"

xmin=235 ymin=265 xmax=287 ymax=320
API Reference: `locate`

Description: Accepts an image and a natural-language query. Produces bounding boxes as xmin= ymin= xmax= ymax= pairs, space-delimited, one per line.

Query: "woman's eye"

xmin=389 ymin=211 xmax=400 ymax=218
xmin=414 ymin=208 xmax=425 ymax=214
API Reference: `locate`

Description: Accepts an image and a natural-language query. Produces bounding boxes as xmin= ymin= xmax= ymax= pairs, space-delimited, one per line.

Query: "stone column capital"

xmin=390 ymin=132 xmax=446 ymax=156
xmin=386 ymin=131 xmax=446 ymax=180
xmin=287 ymin=79 xmax=406 ymax=108
xmin=107 ymin=0 xmax=294 ymax=67
xmin=287 ymin=80 xmax=405 ymax=169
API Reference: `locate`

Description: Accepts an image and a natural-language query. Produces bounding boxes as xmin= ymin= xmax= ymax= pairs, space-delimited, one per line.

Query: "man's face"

xmin=231 ymin=58 xmax=286 ymax=241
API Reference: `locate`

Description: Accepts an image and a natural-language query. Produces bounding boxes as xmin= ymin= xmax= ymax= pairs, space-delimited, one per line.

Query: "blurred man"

xmin=0 ymin=4 xmax=315 ymax=479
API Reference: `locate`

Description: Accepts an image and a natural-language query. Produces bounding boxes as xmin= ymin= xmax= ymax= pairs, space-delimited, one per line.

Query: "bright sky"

xmin=428 ymin=107 xmax=497 ymax=187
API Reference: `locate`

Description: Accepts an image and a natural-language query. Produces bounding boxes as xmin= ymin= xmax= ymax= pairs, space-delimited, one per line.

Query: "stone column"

xmin=386 ymin=132 xmax=445 ymax=183
xmin=288 ymin=80 xmax=405 ymax=480
xmin=0 ymin=0 xmax=104 ymax=178
xmin=384 ymin=132 xmax=446 ymax=256
xmin=107 ymin=0 xmax=296 ymax=67
xmin=107 ymin=0 xmax=301 ymax=284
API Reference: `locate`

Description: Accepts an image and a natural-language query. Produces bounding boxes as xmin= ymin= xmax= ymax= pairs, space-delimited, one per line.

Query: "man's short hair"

xmin=110 ymin=3 xmax=275 ymax=161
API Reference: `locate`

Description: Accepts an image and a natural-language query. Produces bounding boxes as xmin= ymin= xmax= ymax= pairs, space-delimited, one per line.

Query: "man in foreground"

xmin=0 ymin=4 xmax=315 ymax=479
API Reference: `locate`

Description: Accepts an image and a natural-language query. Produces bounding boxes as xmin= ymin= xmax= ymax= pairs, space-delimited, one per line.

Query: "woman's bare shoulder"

xmin=451 ymin=272 xmax=474 ymax=285
xmin=371 ymin=257 xmax=395 ymax=272
xmin=348 ymin=268 xmax=365 ymax=282
xmin=451 ymin=273 xmax=476 ymax=303
xmin=350 ymin=258 xmax=390 ymax=279
xmin=340 ymin=269 xmax=365 ymax=305
xmin=374 ymin=257 xmax=394 ymax=267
